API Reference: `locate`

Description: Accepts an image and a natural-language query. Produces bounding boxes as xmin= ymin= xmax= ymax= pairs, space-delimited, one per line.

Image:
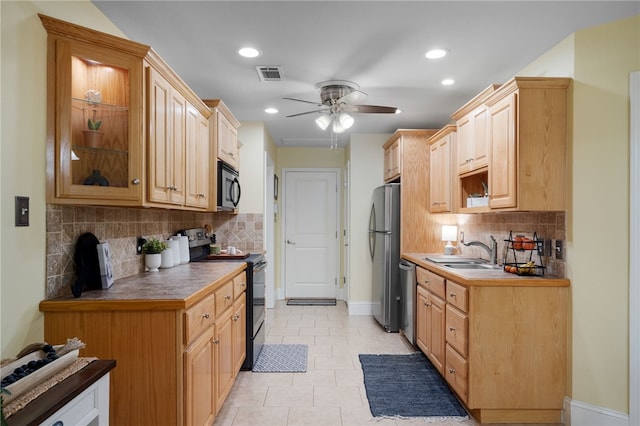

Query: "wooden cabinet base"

xmin=469 ymin=408 xmax=562 ymax=424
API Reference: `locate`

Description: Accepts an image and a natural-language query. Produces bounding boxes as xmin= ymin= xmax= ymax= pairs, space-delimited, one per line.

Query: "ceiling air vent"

xmin=256 ymin=66 xmax=283 ymax=82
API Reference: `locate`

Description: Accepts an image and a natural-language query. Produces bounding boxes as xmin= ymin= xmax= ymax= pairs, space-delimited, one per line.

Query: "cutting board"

xmin=206 ymin=252 xmax=250 ymax=260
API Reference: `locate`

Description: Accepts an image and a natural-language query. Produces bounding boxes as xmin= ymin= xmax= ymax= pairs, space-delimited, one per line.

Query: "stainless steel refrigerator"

xmin=368 ymin=183 xmax=401 ymax=332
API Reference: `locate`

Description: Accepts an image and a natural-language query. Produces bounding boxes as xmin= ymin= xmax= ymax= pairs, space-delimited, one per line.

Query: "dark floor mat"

xmin=286 ymin=298 xmax=336 ymax=306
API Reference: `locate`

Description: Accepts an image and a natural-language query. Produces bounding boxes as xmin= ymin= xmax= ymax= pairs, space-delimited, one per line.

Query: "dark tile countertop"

xmin=40 ymin=262 xmax=247 ymax=311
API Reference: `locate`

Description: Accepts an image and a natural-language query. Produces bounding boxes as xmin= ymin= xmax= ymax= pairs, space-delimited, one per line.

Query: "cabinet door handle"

xmin=132 ymin=178 xmax=140 ymax=185
xmin=449 ymin=327 xmax=456 ymax=332
xmin=449 ymin=368 xmax=456 ymax=374
xmin=449 ymin=292 xmax=456 ymax=298
xmin=202 ymin=313 xmax=210 ymax=319
xmin=232 ymin=315 xmax=239 ymax=321
xmin=424 ymin=279 xmax=430 ymax=284
xmin=213 ymin=338 xmax=219 ymax=344
xmin=287 ymin=239 xmax=296 ymax=245
xmin=225 ymin=295 xmax=232 ymax=300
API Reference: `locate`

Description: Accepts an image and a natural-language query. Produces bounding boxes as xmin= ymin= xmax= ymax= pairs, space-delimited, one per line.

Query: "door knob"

xmin=287 ymin=240 xmax=296 ymax=245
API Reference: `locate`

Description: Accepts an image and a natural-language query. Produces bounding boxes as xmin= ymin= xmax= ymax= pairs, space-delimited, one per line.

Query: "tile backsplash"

xmin=46 ymin=205 xmax=263 ymax=299
xmin=454 ymin=211 xmax=566 ymax=277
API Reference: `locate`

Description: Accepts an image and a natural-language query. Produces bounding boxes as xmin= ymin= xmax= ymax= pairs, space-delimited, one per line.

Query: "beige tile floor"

xmin=213 ymin=300 xmax=478 ymax=426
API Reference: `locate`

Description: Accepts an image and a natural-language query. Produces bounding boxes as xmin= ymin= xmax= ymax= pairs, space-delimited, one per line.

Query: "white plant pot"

xmin=145 ymin=253 xmax=162 ymax=272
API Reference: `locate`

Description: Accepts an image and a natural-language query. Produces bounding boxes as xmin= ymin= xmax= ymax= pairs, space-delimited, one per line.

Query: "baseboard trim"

xmin=565 ymin=396 xmax=629 ymax=425
xmin=346 ymin=301 xmax=372 ymax=316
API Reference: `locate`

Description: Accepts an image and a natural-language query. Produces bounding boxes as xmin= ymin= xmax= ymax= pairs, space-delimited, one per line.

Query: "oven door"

xmin=217 ymin=161 xmax=241 ymax=211
xmin=252 ymin=260 xmax=267 ymax=329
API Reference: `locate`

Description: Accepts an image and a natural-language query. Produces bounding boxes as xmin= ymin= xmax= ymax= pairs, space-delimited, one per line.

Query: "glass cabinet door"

xmin=54 ymin=39 xmax=143 ymax=203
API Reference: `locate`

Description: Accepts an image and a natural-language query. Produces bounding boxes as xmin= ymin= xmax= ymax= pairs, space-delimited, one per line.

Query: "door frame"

xmin=629 ymin=70 xmax=639 ymax=425
xmin=280 ymin=167 xmax=341 ymax=300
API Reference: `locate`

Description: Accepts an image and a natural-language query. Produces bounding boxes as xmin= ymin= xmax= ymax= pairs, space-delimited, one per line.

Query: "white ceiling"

xmin=92 ymin=1 xmax=639 ymax=148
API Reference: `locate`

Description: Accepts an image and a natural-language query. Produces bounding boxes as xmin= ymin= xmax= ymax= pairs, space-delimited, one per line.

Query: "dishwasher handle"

xmin=399 ymin=260 xmax=416 ymax=271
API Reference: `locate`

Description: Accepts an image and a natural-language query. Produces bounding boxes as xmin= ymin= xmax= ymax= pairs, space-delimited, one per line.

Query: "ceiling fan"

xmin=284 ymin=80 xmax=399 ymax=134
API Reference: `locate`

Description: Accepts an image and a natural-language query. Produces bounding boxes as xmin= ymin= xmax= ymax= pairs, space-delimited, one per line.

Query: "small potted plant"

xmin=142 ymin=238 xmax=168 ymax=272
xmin=83 ymin=112 xmax=103 ymax=148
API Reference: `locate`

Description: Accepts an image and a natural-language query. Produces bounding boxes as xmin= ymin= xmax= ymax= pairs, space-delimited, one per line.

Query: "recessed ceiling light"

xmin=264 ymin=107 xmax=278 ymax=114
xmin=441 ymin=78 xmax=455 ymax=86
xmin=238 ymin=47 xmax=261 ymax=58
xmin=425 ymin=48 xmax=449 ymax=59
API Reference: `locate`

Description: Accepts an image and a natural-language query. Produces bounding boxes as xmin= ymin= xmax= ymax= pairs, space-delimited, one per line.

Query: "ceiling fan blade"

xmin=286 ymin=109 xmax=326 ymax=118
xmin=351 ymin=105 xmax=399 ymax=114
xmin=283 ymin=97 xmax=323 ymax=107
xmin=336 ymin=89 xmax=367 ymax=105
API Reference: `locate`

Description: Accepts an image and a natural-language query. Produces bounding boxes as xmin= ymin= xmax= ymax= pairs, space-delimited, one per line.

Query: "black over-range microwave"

xmin=217 ymin=161 xmax=241 ymax=211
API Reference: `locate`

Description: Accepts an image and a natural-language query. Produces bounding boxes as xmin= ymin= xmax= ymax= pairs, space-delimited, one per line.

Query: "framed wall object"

xmin=274 ymin=174 xmax=279 ymax=200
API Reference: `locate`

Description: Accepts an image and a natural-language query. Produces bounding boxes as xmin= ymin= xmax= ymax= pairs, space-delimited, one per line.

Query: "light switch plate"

xmin=555 ymin=240 xmax=564 ymax=260
xmin=15 ymin=196 xmax=29 ymax=227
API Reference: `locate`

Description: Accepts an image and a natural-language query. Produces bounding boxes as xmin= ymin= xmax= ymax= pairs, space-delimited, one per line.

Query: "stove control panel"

xmin=182 ymin=228 xmax=210 ymax=248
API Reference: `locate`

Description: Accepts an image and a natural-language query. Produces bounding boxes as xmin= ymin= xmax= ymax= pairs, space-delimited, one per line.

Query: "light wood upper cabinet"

xmin=40 ymin=14 xmax=148 ymax=206
xmin=485 ymin=77 xmax=570 ymax=211
xmin=185 ymin=103 xmax=210 ymax=209
xmin=147 ymin=65 xmax=186 ymax=206
xmin=204 ymin=99 xmax=241 ymax=171
xmin=451 ymin=85 xmax=500 ymax=176
xmin=145 ymin=50 xmax=212 ymax=210
xmin=41 ymin=15 xmax=212 ymax=211
xmin=384 ymin=130 xmax=437 ymax=253
xmin=383 ymin=138 xmax=401 ymax=182
xmin=428 ymin=125 xmax=456 ymax=213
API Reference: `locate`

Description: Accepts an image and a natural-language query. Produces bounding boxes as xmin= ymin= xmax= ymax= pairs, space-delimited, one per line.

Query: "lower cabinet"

xmin=414 ymin=266 xmax=568 ymax=424
xmin=215 ymin=305 xmax=234 ymax=413
xmin=40 ymin=268 xmax=247 ymax=426
xmin=184 ymin=328 xmax=215 ymax=426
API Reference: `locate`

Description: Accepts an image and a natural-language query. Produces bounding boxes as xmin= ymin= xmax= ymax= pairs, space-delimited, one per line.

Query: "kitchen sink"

xmin=423 ymin=255 xmax=489 ymax=264
xmin=442 ymin=263 xmax=502 ymax=270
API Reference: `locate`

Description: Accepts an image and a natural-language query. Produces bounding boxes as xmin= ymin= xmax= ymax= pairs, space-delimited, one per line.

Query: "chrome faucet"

xmin=460 ymin=233 xmax=498 ymax=264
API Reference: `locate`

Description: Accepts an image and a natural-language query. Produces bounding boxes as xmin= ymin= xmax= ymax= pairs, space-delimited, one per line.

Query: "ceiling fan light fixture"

xmin=332 ymin=120 xmax=347 ymax=134
xmin=425 ymin=48 xmax=449 ymax=59
xmin=315 ymin=113 xmax=332 ymax=131
xmin=337 ymin=112 xmax=354 ymax=130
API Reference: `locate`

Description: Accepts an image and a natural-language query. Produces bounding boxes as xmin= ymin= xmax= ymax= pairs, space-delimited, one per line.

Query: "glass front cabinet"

xmin=41 ymin=14 xmax=150 ymax=205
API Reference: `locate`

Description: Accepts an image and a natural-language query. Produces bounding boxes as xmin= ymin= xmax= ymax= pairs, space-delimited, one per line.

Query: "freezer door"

xmin=371 ymin=231 xmax=389 ymax=326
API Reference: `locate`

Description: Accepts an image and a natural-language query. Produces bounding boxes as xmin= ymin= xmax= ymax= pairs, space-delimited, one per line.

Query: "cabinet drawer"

xmin=445 ymin=344 xmax=468 ymax=403
xmin=41 ymin=372 xmax=109 ymax=426
xmin=233 ymin=272 xmax=247 ymax=300
xmin=445 ymin=304 xmax=468 ymax=357
xmin=215 ymin=280 xmax=234 ymax=317
xmin=446 ymin=281 xmax=468 ymax=313
xmin=185 ymin=293 xmax=216 ymax=345
xmin=416 ymin=267 xmax=446 ymax=299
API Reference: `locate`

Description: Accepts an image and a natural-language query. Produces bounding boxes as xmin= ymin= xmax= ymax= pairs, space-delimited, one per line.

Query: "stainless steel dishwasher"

xmin=399 ymin=259 xmax=416 ymax=345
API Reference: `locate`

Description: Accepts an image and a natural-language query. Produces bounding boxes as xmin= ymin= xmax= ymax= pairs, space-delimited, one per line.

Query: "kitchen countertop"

xmin=39 ymin=262 xmax=247 ymax=311
xmin=403 ymin=253 xmax=570 ymax=287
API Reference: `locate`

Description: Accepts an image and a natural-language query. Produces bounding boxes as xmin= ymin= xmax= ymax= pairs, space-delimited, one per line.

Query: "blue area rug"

xmin=252 ymin=344 xmax=308 ymax=372
xmin=359 ymin=352 xmax=468 ymax=419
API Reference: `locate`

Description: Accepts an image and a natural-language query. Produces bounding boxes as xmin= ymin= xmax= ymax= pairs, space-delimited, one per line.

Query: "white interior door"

xmin=284 ymin=169 xmax=339 ymax=299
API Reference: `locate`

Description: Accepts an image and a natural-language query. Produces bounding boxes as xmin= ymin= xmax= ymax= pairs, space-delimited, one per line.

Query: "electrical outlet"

xmin=555 ymin=240 xmax=564 ymax=260
xmin=137 ymin=237 xmax=146 ymax=255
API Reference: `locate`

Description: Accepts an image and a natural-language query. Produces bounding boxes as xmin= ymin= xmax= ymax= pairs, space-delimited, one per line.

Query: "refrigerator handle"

xmin=368 ymin=203 xmax=375 ymax=259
